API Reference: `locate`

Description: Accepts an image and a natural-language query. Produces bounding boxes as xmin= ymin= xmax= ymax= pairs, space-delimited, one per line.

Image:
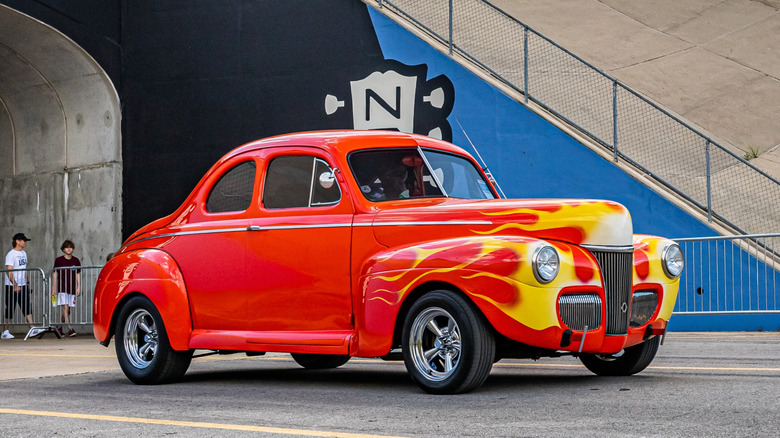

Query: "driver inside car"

xmin=380 ymin=165 xmax=411 ymax=200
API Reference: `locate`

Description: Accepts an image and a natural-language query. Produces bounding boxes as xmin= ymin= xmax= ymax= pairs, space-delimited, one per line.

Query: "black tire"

xmin=291 ymin=353 xmax=350 ymax=369
xmin=402 ymin=290 xmax=495 ymax=394
xmin=579 ymin=336 xmax=661 ymax=376
xmin=115 ymin=296 xmax=193 ymax=384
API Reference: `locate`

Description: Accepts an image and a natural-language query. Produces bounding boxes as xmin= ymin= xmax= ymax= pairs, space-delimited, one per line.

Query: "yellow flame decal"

xmin=367 ymin=296 xmax=395 ymax=305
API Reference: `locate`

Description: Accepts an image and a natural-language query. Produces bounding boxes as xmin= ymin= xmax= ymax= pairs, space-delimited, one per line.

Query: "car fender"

xmin=93 ymin=248 xmax=191 ymax=350
xmin=632 ymin=235 xmax=681 ymax=321
xmin=354 ymin=235 xmax=600 ymax=356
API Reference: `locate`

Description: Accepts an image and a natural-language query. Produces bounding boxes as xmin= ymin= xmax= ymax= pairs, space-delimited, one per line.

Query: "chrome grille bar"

xmin=558 ymin=294 xmax=602 ymax=331
xmin=590 ymin=249 xmax=633 ymax=335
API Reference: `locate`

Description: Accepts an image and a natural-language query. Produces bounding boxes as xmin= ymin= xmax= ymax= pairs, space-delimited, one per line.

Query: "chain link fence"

xmin=369 ymin=0 xmax=780 ymax=238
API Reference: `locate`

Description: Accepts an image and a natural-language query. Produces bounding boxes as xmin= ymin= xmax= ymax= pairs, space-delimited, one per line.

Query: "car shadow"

xmin=175 ymin=358 xmax=664 ymax=395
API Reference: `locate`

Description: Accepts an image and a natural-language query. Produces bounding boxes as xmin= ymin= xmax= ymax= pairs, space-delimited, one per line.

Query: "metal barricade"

xmin=1 ymin=265 xmax=103 ymax=340
xmin=45 ymin=265 xmax=102 ymax=336
xmin=0 ymin=267 xmax=48 ymax=339
xmin=674 ymin=234 xmax=780 ymax=315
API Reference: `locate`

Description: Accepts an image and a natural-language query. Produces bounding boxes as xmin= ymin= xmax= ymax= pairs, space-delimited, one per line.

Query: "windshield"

xmin=349 ymin=148 xmax=496 ymax=202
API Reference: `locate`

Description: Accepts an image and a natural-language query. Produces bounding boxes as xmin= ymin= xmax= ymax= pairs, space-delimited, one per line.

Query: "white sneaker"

xmin=27 ymin=328 xmax=44 ymax=338
xmin=1 ymin=330 xmax=14 ymax=339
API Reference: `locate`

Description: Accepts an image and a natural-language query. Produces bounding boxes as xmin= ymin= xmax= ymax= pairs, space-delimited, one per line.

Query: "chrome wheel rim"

xmin=123 ymin=308 xmax=158 ymax=369
xmin=409 ymin=307 xmax=461 ymax=382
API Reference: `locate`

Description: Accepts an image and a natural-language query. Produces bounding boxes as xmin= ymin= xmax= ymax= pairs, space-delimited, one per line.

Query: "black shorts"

xmin=4 ymin=285 xmax=31 ymax=319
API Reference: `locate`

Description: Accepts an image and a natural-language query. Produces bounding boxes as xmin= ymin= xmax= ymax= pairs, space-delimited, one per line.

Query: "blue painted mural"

xmin=366 ymin=7 xmax=780 ymax=331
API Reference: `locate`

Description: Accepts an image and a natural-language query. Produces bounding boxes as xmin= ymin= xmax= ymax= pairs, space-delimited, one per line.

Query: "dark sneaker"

xmin=68 ymin=328 xmax=76 ymax=337
xmin=57 ymin=327 xmax=64 ymax=337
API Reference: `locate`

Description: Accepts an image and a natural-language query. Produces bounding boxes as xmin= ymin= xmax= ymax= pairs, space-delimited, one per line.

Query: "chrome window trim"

xmin=417 ymin=146 xmax=448 ymax=197
xmin=309 ymin=158 xmax=341 ymax=207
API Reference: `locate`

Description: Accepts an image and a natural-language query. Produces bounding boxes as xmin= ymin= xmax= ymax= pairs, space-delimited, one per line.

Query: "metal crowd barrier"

xmin=674 ymin=234 xmax=780 ymax=315
xmin=42 ymin=266 xmax=102 ymax=337
xmin=1 ymin=266 xmax=102 ymax=340
xmin=1 ymin=268 xmax=47 ymax=340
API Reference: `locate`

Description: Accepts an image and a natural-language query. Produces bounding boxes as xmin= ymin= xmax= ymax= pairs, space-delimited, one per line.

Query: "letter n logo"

xmin=350 ymin=70 xmax=416 ymax=132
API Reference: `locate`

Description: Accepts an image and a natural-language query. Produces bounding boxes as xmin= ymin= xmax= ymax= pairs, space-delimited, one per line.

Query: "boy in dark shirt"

xmin=51 ymin=240 xmax=81 ymax=337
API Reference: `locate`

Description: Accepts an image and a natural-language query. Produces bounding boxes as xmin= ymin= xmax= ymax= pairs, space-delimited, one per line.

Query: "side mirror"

xmin=319 ymin=171 xmax=335 ymax=189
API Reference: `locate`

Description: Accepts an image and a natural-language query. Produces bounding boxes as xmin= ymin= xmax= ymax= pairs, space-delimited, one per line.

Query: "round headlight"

xmin=533 ymin=245 xmax=560 ymax=284
xmin=662 ymin=244 xmax=684 ymax=278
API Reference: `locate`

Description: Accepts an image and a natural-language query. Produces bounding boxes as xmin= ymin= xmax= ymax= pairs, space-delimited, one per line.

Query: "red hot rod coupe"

xmin=93 ymin=130 xmax=683 ymax=394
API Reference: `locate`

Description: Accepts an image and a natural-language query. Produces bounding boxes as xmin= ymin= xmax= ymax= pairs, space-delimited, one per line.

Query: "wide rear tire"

xmin=579 ymin=336 xmax=661 ymax=376
xmin=402 ymin=290 xmax=495 ymax=394
xmin=115 ymin=296 xmax=193 ymax=384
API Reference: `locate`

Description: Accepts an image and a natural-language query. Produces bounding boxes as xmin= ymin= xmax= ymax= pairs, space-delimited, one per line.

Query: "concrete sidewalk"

xmin=0 ymin=336 xmax=118 ymax=381
xmin=493 ymin=0 xmax=780 ymax=178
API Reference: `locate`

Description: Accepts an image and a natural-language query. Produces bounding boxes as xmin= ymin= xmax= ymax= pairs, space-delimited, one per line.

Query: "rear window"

xmin=205 ymin=161 xmax=256 ymax=213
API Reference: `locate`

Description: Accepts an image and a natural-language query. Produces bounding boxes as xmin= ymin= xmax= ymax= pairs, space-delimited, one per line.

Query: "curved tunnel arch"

xmin=0 ymin=4 xmax=121 ymax=265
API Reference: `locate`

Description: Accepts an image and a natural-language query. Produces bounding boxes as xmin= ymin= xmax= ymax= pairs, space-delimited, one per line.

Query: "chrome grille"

xmin=590 ymin=249 xmax=633 ymax=335
xmin=558 ymin=294 xmax=602 ymax=331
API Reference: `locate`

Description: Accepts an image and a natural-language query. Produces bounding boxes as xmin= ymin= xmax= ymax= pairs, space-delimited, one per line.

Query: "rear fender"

xmin=92 ymin=249 xmax=191 ymax=350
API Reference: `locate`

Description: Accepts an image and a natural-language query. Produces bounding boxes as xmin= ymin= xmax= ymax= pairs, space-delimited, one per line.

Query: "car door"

xmin=162 ymin=157 xmax=256 ymax=331
xmin=246 ymin=148 xmax=354 ymax=345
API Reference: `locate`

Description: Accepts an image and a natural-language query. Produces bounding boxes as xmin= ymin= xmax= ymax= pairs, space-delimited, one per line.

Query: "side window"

xmin=263 ymin=155 xmax=341 ymax=209
xmin=205 ymin=161 xmax=256 ymax=213
xmin=349 ymin=149 xmax=444 ymax=201
xmin=310 ymin=158 xmax=340 ymax=206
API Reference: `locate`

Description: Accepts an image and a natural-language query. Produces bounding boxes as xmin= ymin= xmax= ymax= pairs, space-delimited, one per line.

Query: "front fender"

xmin=354 ymin=236 xmax=601 ymax=355
xmin=92 ymin=249 xmax=191 ymax=350
xmin=633 ymin=235 xmax=681 ymax=322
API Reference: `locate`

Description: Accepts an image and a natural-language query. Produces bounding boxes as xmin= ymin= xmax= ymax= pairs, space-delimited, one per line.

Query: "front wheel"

xmin=579 ymin=336 xmax=661 ymax=376
xmin=402 ymin=290 xmax=495 ymax=394
xmin=291 ymin=353 xmax=350 ymax=369
xmin=115 ymin=296 xmax=192 ymax=384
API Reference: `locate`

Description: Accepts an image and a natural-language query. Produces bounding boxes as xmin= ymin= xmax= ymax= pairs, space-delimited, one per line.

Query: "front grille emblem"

xmin=621 ymin=302 xmax=628 ymax=313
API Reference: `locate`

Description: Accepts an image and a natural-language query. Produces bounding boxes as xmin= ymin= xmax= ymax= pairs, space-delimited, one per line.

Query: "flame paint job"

xmin=93 ymin=130 xmax=680 ymax=358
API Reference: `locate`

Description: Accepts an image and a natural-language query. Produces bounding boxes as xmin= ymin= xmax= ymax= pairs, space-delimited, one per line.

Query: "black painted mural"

xmin=1 ymin=0 xmax=454 ymax=238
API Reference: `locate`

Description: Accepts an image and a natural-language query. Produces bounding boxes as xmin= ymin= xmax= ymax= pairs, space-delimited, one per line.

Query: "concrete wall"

xmin=0 ymin=5 xmax=121 ymax=267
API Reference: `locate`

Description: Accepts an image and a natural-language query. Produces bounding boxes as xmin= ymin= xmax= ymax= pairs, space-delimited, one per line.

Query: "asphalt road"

xmin=0 ymin=332 xmax=778 ymax=437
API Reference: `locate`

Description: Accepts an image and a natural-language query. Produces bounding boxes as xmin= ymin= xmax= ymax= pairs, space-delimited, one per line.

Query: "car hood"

xmin=372 ymin=198 xmax=633 ymax=248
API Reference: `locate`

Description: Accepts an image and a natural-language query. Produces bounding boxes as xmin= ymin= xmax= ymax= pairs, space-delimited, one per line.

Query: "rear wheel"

xmin=402 ymin=290 xmax=495 ymax=394
xmin=115 ymin=296 xmax=192 ymax=384
xmin=291 ymin=353 xmax=350 ymax=369
xmin=579 ymin=336 xmax=661 ymax=376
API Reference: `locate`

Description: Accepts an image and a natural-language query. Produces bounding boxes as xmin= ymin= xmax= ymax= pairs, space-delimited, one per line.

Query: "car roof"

xmin=224 ymin=130 xmax=471 ymax=162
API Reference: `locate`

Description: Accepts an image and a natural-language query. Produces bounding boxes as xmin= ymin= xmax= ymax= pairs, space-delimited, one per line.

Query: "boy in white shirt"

xmin=3 ymin=233 xmax=42 ymax=339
